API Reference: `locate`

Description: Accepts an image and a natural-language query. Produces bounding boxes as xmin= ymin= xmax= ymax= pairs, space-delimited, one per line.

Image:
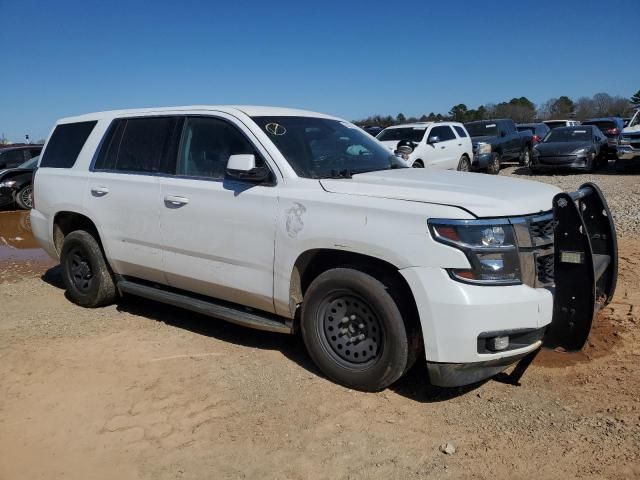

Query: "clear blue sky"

xmin=1 ymin=0 xmax=638 ymax=142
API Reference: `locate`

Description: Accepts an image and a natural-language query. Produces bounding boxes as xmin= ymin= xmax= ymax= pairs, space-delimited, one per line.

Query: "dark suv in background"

xmin=581 ymin=118 xmax=624 ymax=158
xmin=0 ymin=145 xmax=43 ymax=169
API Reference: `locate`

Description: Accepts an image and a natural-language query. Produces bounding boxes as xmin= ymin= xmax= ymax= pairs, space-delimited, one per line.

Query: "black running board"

xmin=117 ymin=279 xmax=292 ymax=334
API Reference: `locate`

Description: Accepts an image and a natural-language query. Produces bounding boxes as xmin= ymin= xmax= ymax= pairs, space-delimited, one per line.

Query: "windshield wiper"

xmin=326 ymin=168 xmax=352 ymax=179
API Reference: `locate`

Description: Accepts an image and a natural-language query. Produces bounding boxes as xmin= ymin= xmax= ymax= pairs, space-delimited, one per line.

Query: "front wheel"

xmin=15 ymin=184 xmax=33 ymax=210
xmin=412 ymin=160 xmax=424 ymax=168
xmin=487 ymin=153 xmax=501 ymax=175
xmin=301 ymin=268 xmax=412 ymax=391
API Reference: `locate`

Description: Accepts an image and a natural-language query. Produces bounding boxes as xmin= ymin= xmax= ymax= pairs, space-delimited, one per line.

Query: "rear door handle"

xmin=164 ymin=195 xmax=189 ymax=207
xmin=91 ymin=186 xmax=109 ymax=197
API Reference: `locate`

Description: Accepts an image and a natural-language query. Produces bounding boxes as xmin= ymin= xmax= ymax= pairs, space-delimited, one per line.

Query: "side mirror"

xmin=226 ymin=154 xmax=270 ymax=182
xmin=500 ymin=131 xmax=506 ymax=137
xmin=427 ymin=136 xmax=440 ymax=144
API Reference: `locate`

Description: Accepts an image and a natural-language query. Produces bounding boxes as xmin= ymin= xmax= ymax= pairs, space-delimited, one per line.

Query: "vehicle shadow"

xmin=40 ymin=265 xmax=485 ymax=403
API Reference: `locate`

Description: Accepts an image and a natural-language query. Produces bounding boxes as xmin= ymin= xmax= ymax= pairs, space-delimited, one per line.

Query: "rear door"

xmin=84 ymin=116 xmax=178 ymax=283
xmin=425 ymin=125 xmax=458 ymax=169
xmin=158 ymin=114 xmax=279 ymax=313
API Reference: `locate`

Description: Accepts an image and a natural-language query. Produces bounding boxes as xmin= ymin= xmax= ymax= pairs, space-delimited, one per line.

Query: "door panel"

xmin=159 ymin=177 xmax=278 ymax=312
xmin=85 ymin=172 xmax=165 ymax=282
xmin=158 ymin=115 xmax=278 ymax=313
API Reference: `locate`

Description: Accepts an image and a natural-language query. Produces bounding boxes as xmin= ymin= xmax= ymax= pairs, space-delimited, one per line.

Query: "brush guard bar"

xmin=545 ymin=182 xmax=618 ymax=351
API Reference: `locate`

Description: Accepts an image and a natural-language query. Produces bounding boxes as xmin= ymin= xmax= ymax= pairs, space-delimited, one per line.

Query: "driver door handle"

xmin=164 ymin=195 xmax=189 ymax=207
xmin=91 ymin=186 xmax=109 ymax=197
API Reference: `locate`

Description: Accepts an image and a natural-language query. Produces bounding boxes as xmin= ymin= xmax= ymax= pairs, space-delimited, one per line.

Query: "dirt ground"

xmin=1 ymin=201 xmax=639 ymax=479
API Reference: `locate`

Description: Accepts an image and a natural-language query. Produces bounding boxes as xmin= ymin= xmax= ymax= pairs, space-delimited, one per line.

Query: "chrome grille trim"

xmin=508 ymin=211 xmax=555 ymax=288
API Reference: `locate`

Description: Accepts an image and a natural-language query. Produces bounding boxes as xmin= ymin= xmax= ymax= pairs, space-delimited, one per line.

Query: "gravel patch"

xmin=500 ymin=164 xmax=640 ymax=238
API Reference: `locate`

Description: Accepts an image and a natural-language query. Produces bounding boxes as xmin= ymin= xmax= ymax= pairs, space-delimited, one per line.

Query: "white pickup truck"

xmin=31 ymin=106 xmax=618 ymax=391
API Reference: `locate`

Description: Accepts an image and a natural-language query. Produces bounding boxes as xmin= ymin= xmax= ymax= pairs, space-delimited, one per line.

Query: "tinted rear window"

xmin=94 ymin=117 xmax=175 ymax=173
xmin=377 ymin=127 xmax=426 ymax=143
xmin=40 ymin=121 xmax=97 ymax=168
xmin=454 ymin=126 xmax=467 ymax=137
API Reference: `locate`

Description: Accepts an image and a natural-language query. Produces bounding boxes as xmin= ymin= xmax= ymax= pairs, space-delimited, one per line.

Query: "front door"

xmin=158 ymin=115 xmax=278 ymax=313
xmin=425 ymin=125 xmax=458 ymax=169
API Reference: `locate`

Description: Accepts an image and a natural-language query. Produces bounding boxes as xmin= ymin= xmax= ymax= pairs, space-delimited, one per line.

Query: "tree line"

xmin=354 ymin=90 xmax=640 ymax=127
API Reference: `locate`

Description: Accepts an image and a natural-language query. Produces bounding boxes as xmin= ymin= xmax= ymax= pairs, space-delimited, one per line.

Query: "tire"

xmin=520 ymin=148 xmax=532 ymax=168
xmin=301 ymin=268 xmax=412 ymax=391
xmin=487 ymin=153 xmax=501 ymax=175
xmin=15 ymin=184 xmax=33 ymax=210
xmin=60 ymin=230 xmax=117 ymax=308
xmin=457 ymin=155 xmax=471 ymax=172
xmin=412 ymin=160 xmax=424 ymax=168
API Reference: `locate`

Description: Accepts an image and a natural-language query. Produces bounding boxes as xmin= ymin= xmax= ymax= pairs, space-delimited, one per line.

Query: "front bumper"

xmin=405 ymin=183 xmax=617 ymax=387
xmin=617 ymin=145 xmax=640 ymax=161
xmin=471 ymin=152 xmax=493 ymax=170
xmin=532 ymin=154 xmax=591 ymax=170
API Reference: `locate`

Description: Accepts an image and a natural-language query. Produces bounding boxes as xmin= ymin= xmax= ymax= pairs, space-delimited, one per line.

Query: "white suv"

xmin=31 ymin=106 xmax=617 ymax=391
xmin=543 ymin=120 xmax=580 ymax=129
xmin=376 ymin=122 xmax=473 ymax=170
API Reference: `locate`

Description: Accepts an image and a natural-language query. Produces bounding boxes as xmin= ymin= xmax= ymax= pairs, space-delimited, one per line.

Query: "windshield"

xmin=544 ymin=128 xmax=591 ymax=143
xmin=19 ymin=156 xmax=39 ymax=169
xmin=377 ymin=127 xmax=426 ymax=143
xmin=545 ymin=121 xmax=568 ymax=129
xmin=252 ymin=116 xmax=406 ymax=179
xmin=517 ymin=125 xmax=535 ymax=133
xmin=465 ymin=122 xmax=498 ymax=137
xmin=629 ymin=111 xmax=639 ymax=128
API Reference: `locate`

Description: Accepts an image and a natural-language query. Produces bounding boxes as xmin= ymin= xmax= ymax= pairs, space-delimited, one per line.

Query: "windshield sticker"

xmin=266 ymin=123 xmax=287 ymax=136
xmin=486 ymin=124 xmax=496 ymax=128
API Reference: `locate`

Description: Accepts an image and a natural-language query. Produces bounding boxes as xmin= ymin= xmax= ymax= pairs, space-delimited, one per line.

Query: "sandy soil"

xmin=0 ymin=219 xmax=639 ymax=479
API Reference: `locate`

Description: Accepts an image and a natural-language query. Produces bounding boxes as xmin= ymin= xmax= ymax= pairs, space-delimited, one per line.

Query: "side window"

xmin=2 ymin=149 xmax=27 ymax=167
xmin=94 ymin=120 xmax=126 ymax=170
xmin=40 ymin=121 xmax=97 ymax=168
xmin=29 ymin=148 xmax=42 ymax=159
xmin=453 ymin=126 xmax=467 ymax=138
xmin=177 ymin=117 xmax=260 ymax=180
xmin=115 ymin=117 xmax=174 ymax=173
xmin=429 ymin=126 xmax=456 ymax=142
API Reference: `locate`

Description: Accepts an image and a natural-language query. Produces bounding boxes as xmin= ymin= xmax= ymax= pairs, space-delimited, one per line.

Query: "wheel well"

xmin=53 ymin=211 xmax=102 ymax=254
xmin=413 ymin=159 xmax=424 ymax=166
xmin=290 ymin=249 xmax=421 ymax=334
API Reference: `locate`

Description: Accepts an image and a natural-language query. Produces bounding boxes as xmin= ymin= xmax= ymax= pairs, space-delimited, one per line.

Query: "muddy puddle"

xmin=0 ymin=210 xmax=56 ymax=283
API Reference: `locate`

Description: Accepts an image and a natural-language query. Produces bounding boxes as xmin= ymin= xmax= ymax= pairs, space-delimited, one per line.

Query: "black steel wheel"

xmin=301 ymin=268 xmax=412 ymax=391
xmin=60 ymin=230 xmax=117 ymax=307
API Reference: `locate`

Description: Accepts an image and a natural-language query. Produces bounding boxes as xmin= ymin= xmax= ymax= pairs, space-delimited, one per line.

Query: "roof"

xmin=57 ymin=105 xmax=340 ymax=124
xmin=383 ymin=121 xmax=464 ymax=129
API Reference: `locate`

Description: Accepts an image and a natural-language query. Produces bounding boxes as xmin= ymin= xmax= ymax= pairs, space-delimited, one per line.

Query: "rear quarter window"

xmin=40 ymin=121 xmax=97 ymax=168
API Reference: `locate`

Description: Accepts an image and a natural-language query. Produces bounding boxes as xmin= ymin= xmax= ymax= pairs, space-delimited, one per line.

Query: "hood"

xmin=535 ymin=141 xmax=592 ymax=156
xmin=0 ymin=167 xmax=33 ymax=181
xmin=622 ymin=125 xmax=640 ymax=134
xmin=379 ymin=140 xmax=399 ymax=152
xmin=471 ymin=135 xmax=497 ymax=145
xmin=319 ymin=169 xmax=560 ymax=218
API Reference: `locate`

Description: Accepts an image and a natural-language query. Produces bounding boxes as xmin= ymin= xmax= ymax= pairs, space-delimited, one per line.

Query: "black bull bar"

xmin=545 ymin=182 xmax=618 ymax=351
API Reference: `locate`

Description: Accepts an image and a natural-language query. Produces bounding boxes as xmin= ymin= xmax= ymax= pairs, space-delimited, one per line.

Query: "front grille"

xmin=536 ymin=254 xmax=555 ymax=284
xmin=530 ymin=216 xmax=554 ymax=241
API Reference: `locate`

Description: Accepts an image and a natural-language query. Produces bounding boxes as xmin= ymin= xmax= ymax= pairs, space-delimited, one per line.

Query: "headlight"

xmin=0 ymin=180 xmax=17 ymax=188
xmin=428 ymin=219 xmax=521 ymax=285
xmin=476 ymin=142 xmax=492 ymax=155
xmin=619 ymin=137 xmax=631 ymax=145
xmin=573 ymin=148 xmax=587 ymax=155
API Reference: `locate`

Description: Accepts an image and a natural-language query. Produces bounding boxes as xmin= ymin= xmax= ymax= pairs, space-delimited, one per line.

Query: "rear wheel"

xmin=60 ymin=230 xmax=117 ymax=308
xmin=487 ymin=153 xmax=501 ymax=175
xmin=457 ymin=155 xmax=471 ymax=172
xmin=301 ymin=268 xmax=413 ymax=391
xmin=15 ymin=184 xmax=33 ymax=210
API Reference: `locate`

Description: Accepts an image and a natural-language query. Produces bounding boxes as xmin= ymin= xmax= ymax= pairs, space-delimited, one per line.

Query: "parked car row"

xmin=372 ymin=113 xmax=635 ymax=174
